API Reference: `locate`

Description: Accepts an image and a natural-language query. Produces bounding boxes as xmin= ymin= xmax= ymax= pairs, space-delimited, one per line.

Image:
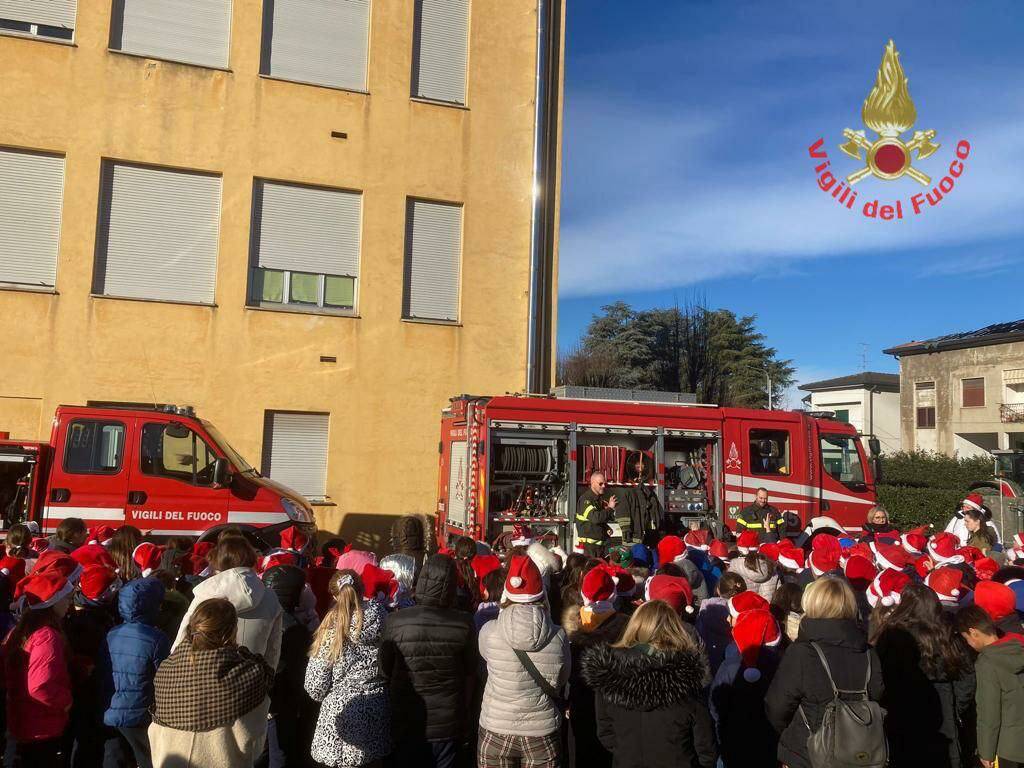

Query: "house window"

xmin=0 ymin=148 xmax=64 ymax=289
xmin=260 ymin=0 xmax=370 ymax=91
xmin=248 ymin=180 xmax=361 ymax=314
xmin=750 ymin=429 xmax=791 ymax=476
xmin=262 ymin=411 xmax=329 ymax=501
xmin=0 ymin=0 xmax=75 ymax=40
xmin=832 ymin=409 xmax=850 ymax=423
xmin=110 ymin=0 xmax=232 ymax=69
xmin=916 ymin=407 xmax=936 ymax=429
xmin=93 ymin=161 xmax=222 ymax=305
xmin=64 ymin=421 xmax=126 ymax=474
xmin=962 ymin=377 xmax=985 ymax=408
xmin=403 ymin=198 xmax=462 ymax=322
xmin=411 ymin=0 xmax=469 ymax=105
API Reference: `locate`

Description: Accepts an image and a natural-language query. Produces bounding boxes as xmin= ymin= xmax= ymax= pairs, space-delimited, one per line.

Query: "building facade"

xmin=884 ymin=321 xmax=1024 ymax=458
xmin=798 ymin=373 xmax=901 ymax=454
xmin=0 ymin=0 xmax=564 ymax=544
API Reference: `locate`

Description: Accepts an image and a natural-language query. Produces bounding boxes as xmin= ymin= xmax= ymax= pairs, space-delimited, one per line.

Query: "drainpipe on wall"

xmin=525 ymin=0 xmax=562 ymax=394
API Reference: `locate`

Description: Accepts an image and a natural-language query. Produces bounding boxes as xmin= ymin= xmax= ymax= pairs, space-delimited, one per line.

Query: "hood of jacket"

xmin=416 ymin=553 xmax=456 ymax=609
xmin=797 ymin=617 xmax=867 ymax=650
xmin=732 ymin=556 xmax=775 ymax=585
xmin=583 ymin=643 xmax=708 ymax=710
xmin=982 ymin=634 xmax=1024 ymax=674
xmin=496 ymin=603 xmax=558 ymax=652
xmin=564 ymin=607 xmax=628 ymax=648
xmin=118 ymin=576 xmax=165 ymax=624
xmin=193 ymin=566 xmax=267 ymax=615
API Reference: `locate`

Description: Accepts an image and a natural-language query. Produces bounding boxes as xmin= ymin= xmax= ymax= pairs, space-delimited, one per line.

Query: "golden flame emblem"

xmin=840 ymin=40 xmax=939 ymax=185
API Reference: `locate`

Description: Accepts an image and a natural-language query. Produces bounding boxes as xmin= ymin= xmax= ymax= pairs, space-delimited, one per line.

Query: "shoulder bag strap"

xmin=809 ymin=641 xmax=840 ymax=696
xmin=514 ymin=648 xmax=561 ymax=702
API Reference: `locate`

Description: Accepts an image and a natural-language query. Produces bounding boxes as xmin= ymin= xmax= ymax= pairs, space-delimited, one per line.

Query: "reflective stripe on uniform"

xmin=737 ymin=520 xmax=764 ymax=529
xmin=578 ymin=537 xmax=603 ymax=545
xmin=576 ymin=503 xmax=597 ymax=523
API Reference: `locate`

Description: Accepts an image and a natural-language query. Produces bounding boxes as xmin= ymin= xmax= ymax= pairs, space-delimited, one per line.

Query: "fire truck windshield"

xmin=820 ymin=433 xmax=866 ymax=488
xmin=201 ymin=420 xmax=257 ymax=475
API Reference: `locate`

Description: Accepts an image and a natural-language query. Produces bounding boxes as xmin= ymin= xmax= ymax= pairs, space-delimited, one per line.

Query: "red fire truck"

xmin=0 ymin=404 xmax=315 ymax=543
xmin=436 ymin=392 xmax=881 ymax=550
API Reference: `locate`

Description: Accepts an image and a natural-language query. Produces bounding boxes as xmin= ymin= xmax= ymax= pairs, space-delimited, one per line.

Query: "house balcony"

xmin=1000 ymin=403 xmax=1024 ymax=423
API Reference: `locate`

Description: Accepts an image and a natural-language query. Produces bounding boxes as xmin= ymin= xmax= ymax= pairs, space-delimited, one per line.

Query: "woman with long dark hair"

xmin=874 ymin=582 xmax=976 ymax=768
xmin=452 ymin=536 xmax=481 ymax=611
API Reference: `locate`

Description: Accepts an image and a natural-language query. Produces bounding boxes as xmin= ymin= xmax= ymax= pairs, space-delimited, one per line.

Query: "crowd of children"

xmin=1 ymin=494 xmax=1024 ymax=768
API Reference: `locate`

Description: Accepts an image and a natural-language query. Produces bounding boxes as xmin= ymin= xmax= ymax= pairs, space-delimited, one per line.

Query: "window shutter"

xmin=114 ymin=0 xmax=232 ymax=69
xmin=962 ymin=378 xmax=985 ymax=407
xmin=95 ymin=162 xmax=221 ymax=304
xmin=0 ymin=0 xmax=76 ymax=28
xmin=263 ymin=0 xmax=369 ymax=91
xmin=404 ymin=199 xmax=462 ymax=321
xmin=412 ymin=0 xmax=469 ymax=104
xmin=254 ymin=181 xmax=361 ymax=277
xmin=263 ymin=412 xmax=329 ymax=500
xmin=0 ymin=148 xmax=64 ymax=288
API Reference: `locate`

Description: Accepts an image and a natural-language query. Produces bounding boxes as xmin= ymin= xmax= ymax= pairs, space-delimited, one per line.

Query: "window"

xmin=93 ymin=161 xmax=222 ymax=304
xmin=749 ymin=429 xmax=791 ymax=476
xmin=820 ymin=433 xmax=866 ymax=488
xmin=260 ymin=0 xmax=369 ymax=91
xmin=262 ymin=412 xmax=329 ymax=501
xmin=411 ymin=0 xmax=469 ymax=105
xmin=140 ymin=422 xmax=218 ymax=485
xmin=0 ymin=0 xmax=75 ymax=41
xmin=832 ymin=409 xmax=850 ymax=423
xmin=914 ymin=381 xmax=936 ymax=429
xmin=403 ymin=199 xmax=462 ymax=322
xmin=110 ymin=0 xmax=232 ymax=69
xmin=916 ymin=407 xmax=936 ymax=429
xmin=0 ymin=148 xmax=64 ymax=289
xmin=64 ymin=420 xmax=126 ymax=474
xmin=248 ymin=180 xmax=361 ymax=313
xmin=962 ymin=377 xmax=985 ymax=408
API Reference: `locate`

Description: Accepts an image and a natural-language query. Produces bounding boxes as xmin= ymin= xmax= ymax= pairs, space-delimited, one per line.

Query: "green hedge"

xmin=875 ymin=451 xmax=993 ymax=530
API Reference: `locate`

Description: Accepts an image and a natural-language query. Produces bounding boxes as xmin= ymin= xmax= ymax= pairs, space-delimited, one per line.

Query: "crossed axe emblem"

xmin=839 ymin=128 xmax=940 ymax=186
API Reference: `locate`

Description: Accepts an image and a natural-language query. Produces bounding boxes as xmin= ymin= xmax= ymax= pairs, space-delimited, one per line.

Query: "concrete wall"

xmin=808 ymin=387 xmax=901 ymax=454
xmin=896 ymin=340 xmax=1024 ymax=456
xmin=0 ymin=1 xmax=561 ymax=548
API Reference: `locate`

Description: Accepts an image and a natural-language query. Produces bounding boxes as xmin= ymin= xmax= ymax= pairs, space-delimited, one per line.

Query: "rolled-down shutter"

xmin=95 ymin=162 xmax=221 ymax=304
xmin=0 ymin=148 xmax=64 ymax=287
xmin=412 ymin=0 xmax=469 ymax=104
xmin=263 ymin=411 xmax=329 ymax=500
xmin=404 ymin=199 xmax=462 ymax=322
xmin=264 ymin=0 xmax=369 ymax=91
xmin=0 ymin=0 xmax=75 ymax=28
xmin=254 ymin=180 xmax=361 ymax=276
xmin=115 ymin=0 xmax=232 ymax=69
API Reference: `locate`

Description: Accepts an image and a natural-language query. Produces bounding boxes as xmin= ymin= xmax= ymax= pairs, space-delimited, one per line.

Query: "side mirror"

xmin=868 ymin=437 xmax=881 ymax=457
xmin=211 ymin=457 xmax=233 ymax=488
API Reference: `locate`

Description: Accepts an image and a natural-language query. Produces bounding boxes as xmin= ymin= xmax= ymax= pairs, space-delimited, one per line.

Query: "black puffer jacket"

xmin=583 ymin=643 xmax=717 ymax=768
xmin=379 ymin=554 xmax=477 ymax=743
xmin=765 ymin=618 xmax=884 ymax=768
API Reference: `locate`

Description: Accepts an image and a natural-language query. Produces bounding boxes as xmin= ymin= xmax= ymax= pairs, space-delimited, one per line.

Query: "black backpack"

xmin=799 ymin=642 xmax=888 ymax=768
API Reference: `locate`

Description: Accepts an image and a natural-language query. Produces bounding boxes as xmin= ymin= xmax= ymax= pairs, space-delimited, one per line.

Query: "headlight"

xmin=281 ymin=498 xmax=312 ymax=523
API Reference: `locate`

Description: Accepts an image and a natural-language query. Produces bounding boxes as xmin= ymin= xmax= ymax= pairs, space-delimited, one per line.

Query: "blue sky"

xmin=557 ymin=1 xmax=1024 ymax=405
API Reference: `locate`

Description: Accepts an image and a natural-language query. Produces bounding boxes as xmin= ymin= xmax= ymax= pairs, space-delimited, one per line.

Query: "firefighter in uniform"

xmin=621 ymin=454 xmax=662 ymax=544
xmin=576 ymin=470 xmax=616 ymax=557
xmin=736 ymin=487 xmax=786 ymax=543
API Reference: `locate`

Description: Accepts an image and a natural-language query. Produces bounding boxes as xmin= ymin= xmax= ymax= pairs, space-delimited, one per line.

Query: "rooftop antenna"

xmin=859 ymin=342 xmax=869 ymax=372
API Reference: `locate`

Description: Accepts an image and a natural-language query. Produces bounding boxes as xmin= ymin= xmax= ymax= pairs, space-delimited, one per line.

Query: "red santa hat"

xmin=732 ymin=608 xmax=781 ymax=682
xmin=846 ymin=542 xmax=874 ymax=563
xmin=657 ymin=535 xmax=687 ymax=565
xmin=33 ymin=550 xmax=82 ymax=583
xmin=279 ymin=525 xmax=309 ymax=554
xmin=867 ymin=568 xmax=911 ymax=608
xmin=604 ymin=564 xmax=637 ymax=597
xmin=132 ymin=542 xmax=164 ymax=578
xmin=735 ymin=531 xmax=760 ymax=555
xmin=901 ymin=532 xmax=927 ymax=557
xmin=79 ymin=564 xmax=121 ymax=604
xmin=72 ymin=543 xmax=117 ymax=571
xmin=683 ymin=530 xmax=711 ymax=551
xmin=0 ymin=555 xmax=26 ymax=583
xmin=581 ymin=565 xmax=616 ymax=610
xmin=961 ymin=492 xmax=985 ymax=512
xmin=777 ymin=547 xmax=805 ymax=573
xmin=87 ymin=525 xmax=116 ymax=547
xmin=360 ymin=563 xmax=398 ymax=603
xmin=760 ymin=543 xmax=781 ymax=563
xmin=709 ymin=539 xmax=730 ymax=560
xmin=31 ymin=536 xmax=50 ymax=555
xmin=645 ymin=574 xmax=694 ymax=615
xmin=471 ymin=554 xmax=502 ymax=593
xmin=809 ymin=538 xmax=841 ymax=576
xmin=975 ymin=581 xmax=1017 ymax=622
xmin=17 ymin=570 xmax=74 ymax=610
xmin=925 ymin=567 xmax=965 ymax=604
xmin=928 ymin=533 xmax=964 ymax=565
xmin=872 ymin=542 xmax=911 ymax=572
xmin=728 ymin=590 xmax=770 ymax=618
xmin=258 ymin=550 xmax=298 ymax=574
xmin=504 ymin=555 xmax=545 ymax=604
xmin=975 ymin=557 xmax=999 ymax=582
xmin=188 ymin=541 xmax=214 ymax=577
xmin=511 ymin=524 xmax=533 ymax=548
xmin=957 ymin=546 xmax=984 ymax=565
xmin=844 ymin=555 xmax=877 ymax=591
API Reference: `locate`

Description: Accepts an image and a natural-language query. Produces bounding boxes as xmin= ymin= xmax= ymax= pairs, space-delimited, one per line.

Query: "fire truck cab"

xmin=437 ymin=392 xmax=879 ymax=550
xmin=0 ymin=404 xmax=316 ymax=544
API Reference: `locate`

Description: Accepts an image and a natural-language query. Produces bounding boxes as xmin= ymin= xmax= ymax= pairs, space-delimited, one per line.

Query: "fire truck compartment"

xmin=0 ymin=449 xmax=36 ymax=528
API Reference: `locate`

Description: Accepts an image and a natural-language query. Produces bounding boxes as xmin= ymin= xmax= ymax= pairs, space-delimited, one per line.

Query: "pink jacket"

xmin=5 ymin=625 xmax=72 ymax=742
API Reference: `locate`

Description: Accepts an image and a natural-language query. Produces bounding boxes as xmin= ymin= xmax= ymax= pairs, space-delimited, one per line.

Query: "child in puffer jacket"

xmin=100 ymin=577 xmax=171 ymax=768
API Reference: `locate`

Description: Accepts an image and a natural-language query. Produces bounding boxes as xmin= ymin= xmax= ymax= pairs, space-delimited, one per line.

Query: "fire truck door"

xmin=44 ymin=415 xmax=133 ymax=532
xmin=125 ymin=419 xmax=229 ymax=534
xmin=736 ymin=422 xmax=807 ymax=529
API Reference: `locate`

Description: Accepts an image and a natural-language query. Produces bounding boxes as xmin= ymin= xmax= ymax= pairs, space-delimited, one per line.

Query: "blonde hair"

xmin=310 ymin=569 xmax=364 ymax=662
xmin=613 ymin=600 xmax=700 ymax=653
xmin=802 ymin=576 xmax=858 ymax=620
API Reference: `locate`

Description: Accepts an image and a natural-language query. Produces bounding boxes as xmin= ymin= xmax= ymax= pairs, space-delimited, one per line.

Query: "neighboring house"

xmin=798 ymin=373 xmax=901 ymax=454
xmin=884 ymin=320 xmax=1024 ymax=458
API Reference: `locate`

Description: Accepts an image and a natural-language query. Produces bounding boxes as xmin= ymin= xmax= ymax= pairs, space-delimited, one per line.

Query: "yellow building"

xmin=0 ymin=0 xmax=564 ymax=546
